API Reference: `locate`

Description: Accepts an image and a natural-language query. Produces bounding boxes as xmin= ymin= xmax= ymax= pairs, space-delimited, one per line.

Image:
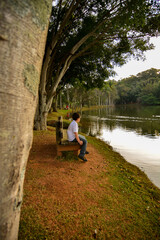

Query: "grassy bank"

xmin=88 ymin=136 xmax=160 ymax=238
xmin=47 ymin=105 xmax=107 ymax=129
xmin=47 ymin=105 xmax=107 ymax=121
xmin=19 ymin=122 xmax=160 ymax=239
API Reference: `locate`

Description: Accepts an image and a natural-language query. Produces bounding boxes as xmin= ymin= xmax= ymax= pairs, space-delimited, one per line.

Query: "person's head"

xmin=72 ymin=112 xmax=80 ymax=122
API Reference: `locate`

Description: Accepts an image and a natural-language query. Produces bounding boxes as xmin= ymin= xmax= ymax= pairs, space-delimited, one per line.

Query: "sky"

xmin=110 ymin=36 xmax=160 ymax=81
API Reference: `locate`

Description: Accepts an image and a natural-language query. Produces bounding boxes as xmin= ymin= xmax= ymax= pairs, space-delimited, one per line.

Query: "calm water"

xmin=80 ymin=105 xmax=160 ymax=189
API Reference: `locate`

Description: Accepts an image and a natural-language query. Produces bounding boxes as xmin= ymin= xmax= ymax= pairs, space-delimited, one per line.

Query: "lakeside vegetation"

xmin=115 ymin=68 xmax=160 ymax=105
xmin=19 ymin=110 xmax=160 ymax=240
xmin=55 ymin=68 xmax=160 ymax=111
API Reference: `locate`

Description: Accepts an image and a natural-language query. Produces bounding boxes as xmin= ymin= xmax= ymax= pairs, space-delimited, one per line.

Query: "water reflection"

xmin=80 ymin=105 xmax=160 ymax=138
xmin=80 ymin=105 xmax=160 ymax=188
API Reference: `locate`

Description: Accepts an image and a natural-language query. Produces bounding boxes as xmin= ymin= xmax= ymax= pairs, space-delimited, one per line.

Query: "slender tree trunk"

xmin=59 ymin=92 xmax=62 ymax=109
xmin=80 ymin=95 xmax=82 ymax=110
xmin=108 ymin=93 xmax=111 ymax=105
xmin=66 ymin=87 xmax=70 ymax=104
xmin=0 ymin=1 xmax=52 ymax=239
xmin=52 ymin=95 xmax=58 ymax=112
xmin=98 ymin=96 xmax=101 ymax=106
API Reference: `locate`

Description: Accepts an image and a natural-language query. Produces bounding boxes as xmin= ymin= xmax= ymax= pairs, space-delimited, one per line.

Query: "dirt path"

xmin=23 ymin=133 xmax=110 ymax=238
xmin=28 ymin=133 xmax=108 ymax=202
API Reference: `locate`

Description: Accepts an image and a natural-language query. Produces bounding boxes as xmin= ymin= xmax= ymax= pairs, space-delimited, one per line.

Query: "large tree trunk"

xmin=0 ymin=1 xmax=52 ymax=239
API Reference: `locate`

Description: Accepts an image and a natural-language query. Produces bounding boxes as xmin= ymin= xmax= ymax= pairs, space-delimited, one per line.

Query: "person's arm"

xmin=74 ymin=132 xmax=83 ymax=145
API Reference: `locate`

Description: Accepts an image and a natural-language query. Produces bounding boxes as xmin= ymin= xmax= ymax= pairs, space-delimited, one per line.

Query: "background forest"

xmin=55 ymin=68 xmax=160 ymax=110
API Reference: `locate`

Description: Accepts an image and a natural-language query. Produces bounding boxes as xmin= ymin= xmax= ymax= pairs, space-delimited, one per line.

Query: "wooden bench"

xmin=56 ymin=116 xmax=81 ymax=157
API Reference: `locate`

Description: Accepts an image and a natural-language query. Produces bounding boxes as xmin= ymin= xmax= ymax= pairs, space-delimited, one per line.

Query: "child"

xmin=67 ymin=113 xmax=89 ymax=162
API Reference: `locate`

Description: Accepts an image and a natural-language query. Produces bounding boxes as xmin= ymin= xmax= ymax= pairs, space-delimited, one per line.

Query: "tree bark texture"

xmin=0 ymin=1 xmax=52 ymax=239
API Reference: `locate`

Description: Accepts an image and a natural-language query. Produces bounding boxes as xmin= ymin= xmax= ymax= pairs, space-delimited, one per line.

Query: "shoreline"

xmin=89 ymin=134 xmax=160 ymax=191
xmin=48 ymin=107 xmax=160 ymax=191
xmin=94 ymin=134 xmax=160 ymax=190
xmin=19 ymin=111 xmax=160 ymax=239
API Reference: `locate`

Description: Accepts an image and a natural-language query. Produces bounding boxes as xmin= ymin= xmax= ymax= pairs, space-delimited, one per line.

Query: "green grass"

xmin=47 ymin=106 xmax=107 ymax=129
xmin=87 ymin=136 xmax=160 ymax=239
xmin=47 ymin=105 xmax=107 ymax=120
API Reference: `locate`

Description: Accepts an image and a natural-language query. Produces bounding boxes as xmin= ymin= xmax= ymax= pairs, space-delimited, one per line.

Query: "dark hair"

xmin=72 ymin=112 xmax=80 ymax=120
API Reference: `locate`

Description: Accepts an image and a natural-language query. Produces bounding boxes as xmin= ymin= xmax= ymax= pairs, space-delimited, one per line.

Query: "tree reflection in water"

xmin=80 ymin=105 xmax=160 ymax=138
xmin=80 ymin=105 xmax=160 ymax=188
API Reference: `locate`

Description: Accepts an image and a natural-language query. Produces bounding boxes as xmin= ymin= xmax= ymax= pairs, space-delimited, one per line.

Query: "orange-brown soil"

xmin=22 ymin=132 xmax=109 ymax=238
xmin=20 ymin=130 xmax=160 ymax=240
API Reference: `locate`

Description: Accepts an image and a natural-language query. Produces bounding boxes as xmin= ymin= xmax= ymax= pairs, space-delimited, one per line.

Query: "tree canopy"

xmin=35 ymin=0 xmax=160 ymax=130
xmin=47 ymin=0 xmax=160 ymax=97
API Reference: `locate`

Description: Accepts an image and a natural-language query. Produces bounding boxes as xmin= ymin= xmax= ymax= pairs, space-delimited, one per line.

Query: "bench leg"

xmin=57 ymin=150 xmax=62 ymax=157
xmin=74 ymin=150 xmax=79 ymax=156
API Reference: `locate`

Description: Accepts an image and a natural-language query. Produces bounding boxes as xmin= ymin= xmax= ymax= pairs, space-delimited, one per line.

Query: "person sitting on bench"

xmin=67 ymin=113 xmax=89 ymax=162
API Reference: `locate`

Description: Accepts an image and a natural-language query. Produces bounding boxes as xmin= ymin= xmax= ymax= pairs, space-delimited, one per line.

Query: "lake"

xmin=79 ymin=105 xmax=160 ymax=189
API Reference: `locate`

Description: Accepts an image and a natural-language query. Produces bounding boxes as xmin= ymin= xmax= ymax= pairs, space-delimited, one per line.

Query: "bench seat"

xmin=56 ymin=140 xmax=81 ymax=156
xmin=56 ymin=116 xmax=81 ymax=156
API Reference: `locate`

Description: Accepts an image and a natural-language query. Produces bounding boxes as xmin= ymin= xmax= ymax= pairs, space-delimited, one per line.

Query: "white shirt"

xmin=67 ymin=120 xmax=78 ymax=141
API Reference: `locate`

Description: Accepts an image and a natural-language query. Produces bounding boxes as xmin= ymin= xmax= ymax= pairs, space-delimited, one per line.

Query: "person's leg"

xmin=78 ymin=135 xmax=89 ymax=153
xmin=72 ymin=135 xmax=88 ymax=161
xmin=78 ymin=135 xmax=87 ymax=157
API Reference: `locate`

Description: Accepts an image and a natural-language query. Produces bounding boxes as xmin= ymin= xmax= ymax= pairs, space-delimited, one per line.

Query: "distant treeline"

xmin=55 ymin=68 xmax=160 ymax=110
xmin=115 ymin=68 xmax=160 ymax=105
